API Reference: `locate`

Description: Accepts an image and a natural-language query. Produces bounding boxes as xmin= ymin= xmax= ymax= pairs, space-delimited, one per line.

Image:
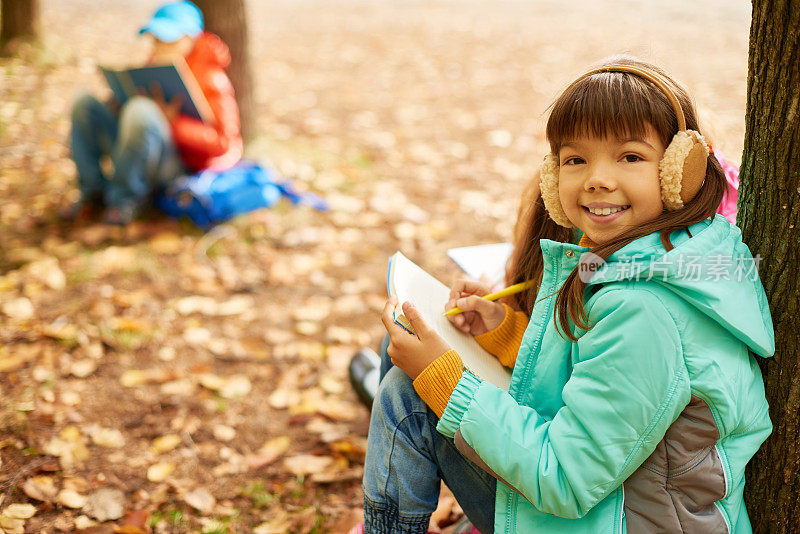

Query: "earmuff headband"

xmin=568 ymin=65 xmax=687 ymax=132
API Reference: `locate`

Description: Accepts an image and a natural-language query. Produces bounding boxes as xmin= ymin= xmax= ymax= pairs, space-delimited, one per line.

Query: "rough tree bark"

xmin=0 ymin=0 xmax=40 ymax=54
xmin=194 ymin=0 xmax=256 ymax=143
xmin=740 ymin=1 xmax=800 ymax=532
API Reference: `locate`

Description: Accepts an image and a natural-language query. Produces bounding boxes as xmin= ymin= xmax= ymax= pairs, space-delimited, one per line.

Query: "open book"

xmin=387 ymin=252 xmax=512 ymax=390
xmin=100 ymin=58 xmax=214 ymax=123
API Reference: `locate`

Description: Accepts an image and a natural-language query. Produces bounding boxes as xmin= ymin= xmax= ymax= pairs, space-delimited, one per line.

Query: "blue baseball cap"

xmin=138 ymin=1 xmax=204 ymax=43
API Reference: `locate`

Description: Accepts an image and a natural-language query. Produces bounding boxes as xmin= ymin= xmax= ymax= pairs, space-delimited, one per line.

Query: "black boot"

xmin=348 ymin=348 xmax=381 ymax=409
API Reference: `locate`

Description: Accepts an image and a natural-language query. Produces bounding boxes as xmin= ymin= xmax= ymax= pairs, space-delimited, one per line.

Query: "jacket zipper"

xmin=506 ymin=252 xmax=562 ymax=533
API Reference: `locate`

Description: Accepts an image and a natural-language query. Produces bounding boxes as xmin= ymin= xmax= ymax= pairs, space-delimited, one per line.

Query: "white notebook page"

xmin=388 ymin=252 xmax=512 ymax=391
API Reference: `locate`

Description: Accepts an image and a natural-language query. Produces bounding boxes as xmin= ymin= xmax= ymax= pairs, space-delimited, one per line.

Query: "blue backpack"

xmin=155 ymin=161 xmax=327 ymax=229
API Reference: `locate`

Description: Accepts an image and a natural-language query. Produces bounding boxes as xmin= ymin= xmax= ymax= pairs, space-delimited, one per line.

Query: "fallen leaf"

xmin=26 ymin=257 xmax=66 ymax=290
xmin=295 ymin=321 xmax=321 ymax=336
xmin=22 ymin=476 xmax=58 ymax=502
xmin=149 ymin=434 xmax=182 ymax=455
xmin=319 ymin=374 xmax=345 ymax=395
xmin=147 ymin=462 xmax=175 ymax=482
xmin=310 ymin=465 xmax=364 ymax=484
xmin=0 ymin=515 xmax=25 ymax=533
xmin=246 ymin=435 xmax=291 ymax=469
xmin=212 ymin=424 xmax=236 ymax=442
xmin=216 ymin=295 xmax=254 ymax=316
xmin=57 ymin=488 xmax=88 ymax=508
xmin=1 ymin=297 xmax=34 ymax=320
xmin=2 ymin=503 xmax=37 ymax=519
xmin=160 ymin=379 xmax=195 ymax=396
xmin=82 ymin=487 xmax=125 ymax=522
xmin=268 ymin=389 xmax=301 ymax=410
xmin=0 ymin=346 xmax=38 ymax=373
xmin=198 ymin=373 xmax=225 ymax=391
xmin=157 ymin=347 xmax=176 ymax=361
xmin=110 ymin=317 xmax=151 ymax=333
xmin=118 ymin=508 xmax=149 ymax=531
xmin=183 ymin=326 xmax=211 ymax=346
xmin=119 ymin=370 xmax=148 ymax=388
xmin=219 ymin=375 xmax=251 ymax=399
xmin=70 ymin=359 xmax=97 ymax=378
xmin=74 ymin=515 xmax=97 ymax=529
xmin=174 ymin=296 xmax=217 ymax=316
xmin=89 ymin=427 xmax=125 ymax=448
xmin=183 ymin=488 xmax=216 ymax=514
xmin=283 ymin=454 xmax=334 ymax=477
xmin=253 ymin=515 xmax=291 ymax=534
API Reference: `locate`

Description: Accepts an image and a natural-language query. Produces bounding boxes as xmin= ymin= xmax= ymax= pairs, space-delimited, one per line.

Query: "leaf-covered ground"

xmin=0 ymin=0 xmax=750 ymax=532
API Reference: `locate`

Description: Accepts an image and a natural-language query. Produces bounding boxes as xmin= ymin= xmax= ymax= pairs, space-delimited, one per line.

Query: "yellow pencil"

xmin=444 ymin=279 xmax=536 ymax=316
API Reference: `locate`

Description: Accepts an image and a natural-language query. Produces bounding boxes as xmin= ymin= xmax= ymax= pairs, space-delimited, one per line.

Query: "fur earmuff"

xmin=538 ymin=153 xmax=573 ymax=228
xmin=659 ymin=130 xmax=709 ymax=210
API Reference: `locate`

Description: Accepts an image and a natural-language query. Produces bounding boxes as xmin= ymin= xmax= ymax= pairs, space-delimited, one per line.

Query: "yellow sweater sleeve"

xmin=412 ymin=305 xmax=530 ymax=417
xmin=412 ymin=350 xmax=463 ymax=418
xmin=474 ymin=304 xmax=529 ymax=368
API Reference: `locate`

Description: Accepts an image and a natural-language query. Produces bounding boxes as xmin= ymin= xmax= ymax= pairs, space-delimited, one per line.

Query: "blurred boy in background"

xmin=62 ymin=0 xmax=242 ymax=224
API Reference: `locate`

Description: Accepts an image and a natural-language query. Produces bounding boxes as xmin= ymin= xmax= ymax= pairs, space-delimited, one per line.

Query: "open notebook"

xmin=387 ymin=252 xmax=512 ymax=390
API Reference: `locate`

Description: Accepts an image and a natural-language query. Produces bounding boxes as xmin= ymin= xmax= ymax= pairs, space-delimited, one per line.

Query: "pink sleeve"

xmin=714 ymin=150 xmax=740 ymax=224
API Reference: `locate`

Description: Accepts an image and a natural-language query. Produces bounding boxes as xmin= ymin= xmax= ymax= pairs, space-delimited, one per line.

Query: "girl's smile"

xmin=558 ymin=125 xmax=665 ymax=245
xmin=582 ymin=202 xmax=631 ymax=223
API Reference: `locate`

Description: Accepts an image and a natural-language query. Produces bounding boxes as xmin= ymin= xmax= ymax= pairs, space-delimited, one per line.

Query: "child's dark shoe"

xmin=58 ymin=198 xmax=103 ymax=222
xmin=103 ymin=204 xmax=140 ymax=225
xmin=348 ymin=348 xmax=381 ymax=409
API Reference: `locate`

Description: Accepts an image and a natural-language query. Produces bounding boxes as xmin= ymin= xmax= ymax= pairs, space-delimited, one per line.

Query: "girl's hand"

xmin=446 ymin=279 xmax=506 ymax=336
xmin=381 ymin=297 xmax=451 ymax=380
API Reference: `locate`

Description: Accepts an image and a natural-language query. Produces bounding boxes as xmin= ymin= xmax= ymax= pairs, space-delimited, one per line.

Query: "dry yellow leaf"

xmin=149 ymin=434 xmax=182 ymax=455
xmin=119 ymin=370 xmax=148 ymax=388
xmin=22 ymin=476 xmax=58 ymax=502
xmin=56 ymin=489 xmax=87 ymax=509
xmin=283 ymin=454 xmax=334 ymax=477
xmin=110 ymin=317 xmax=151 ymax=333
xmin=90 ymin=427 xmax=125 ymax=448
xmin=2 ymin=503 xmax=37 ymax=519
xmin=60 ymin=426 xmax=83 ymax=442
xmin=146 ymin=462 xmax=175 ymax=482
xmin=1 ymin=297 xmax=34 ymax=320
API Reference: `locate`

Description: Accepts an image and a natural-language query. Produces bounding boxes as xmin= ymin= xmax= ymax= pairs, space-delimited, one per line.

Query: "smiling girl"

xmin=358 ymin=58 xmax=774 ymax=533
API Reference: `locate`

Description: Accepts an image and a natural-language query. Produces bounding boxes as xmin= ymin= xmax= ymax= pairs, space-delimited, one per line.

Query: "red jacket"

xmin=171 ymin=32 xmax=242 ymax=172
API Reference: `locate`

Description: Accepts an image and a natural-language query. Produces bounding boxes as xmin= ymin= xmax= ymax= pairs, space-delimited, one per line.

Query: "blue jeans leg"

xmin=70 ymin=93 xmax=118 ymax=201
xmin=363 ymin=366 xmax=496 ymax=534
xmin=105 ymin=96 xmax=183 ymax=209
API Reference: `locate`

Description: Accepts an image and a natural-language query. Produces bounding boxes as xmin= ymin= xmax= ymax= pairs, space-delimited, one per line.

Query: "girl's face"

xmin=557 ymin=124 xmax=665 ymax=245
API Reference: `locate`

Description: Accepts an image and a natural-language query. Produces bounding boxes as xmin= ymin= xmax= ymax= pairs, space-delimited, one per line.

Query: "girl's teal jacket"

xmin=437 ymin=215 xmax=774 ymax=533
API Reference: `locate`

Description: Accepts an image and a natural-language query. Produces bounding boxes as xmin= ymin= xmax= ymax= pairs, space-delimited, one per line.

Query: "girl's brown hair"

xmin=507 ymin=57 xmax=725 ymax=339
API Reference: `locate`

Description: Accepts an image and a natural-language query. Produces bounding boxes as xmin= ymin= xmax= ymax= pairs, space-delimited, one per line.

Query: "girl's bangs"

xmin=546 ymin=74 xmax=674 ymax=153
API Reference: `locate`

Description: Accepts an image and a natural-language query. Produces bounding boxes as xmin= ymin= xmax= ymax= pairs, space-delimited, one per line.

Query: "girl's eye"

xmin=563 ymin=156 xmax=585 ymax=165
xmin=622 ymin=154 xmax=642 ymax=163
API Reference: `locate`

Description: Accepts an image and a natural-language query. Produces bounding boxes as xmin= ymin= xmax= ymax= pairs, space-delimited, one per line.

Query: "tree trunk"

xmin=194 ymin=0 xmax=256 ymax=143
xmin=0 ymin=0 xmax=40 ymax=53
xmin=740 ymin=1 xmax=800 ymax=532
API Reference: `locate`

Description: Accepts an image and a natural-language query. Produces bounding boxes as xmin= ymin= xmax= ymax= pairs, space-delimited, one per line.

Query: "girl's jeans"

xmin=362 ymin=335 xmax=497 ymax=533
xmin=70 ymin=93 xmax=184 ymax=209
